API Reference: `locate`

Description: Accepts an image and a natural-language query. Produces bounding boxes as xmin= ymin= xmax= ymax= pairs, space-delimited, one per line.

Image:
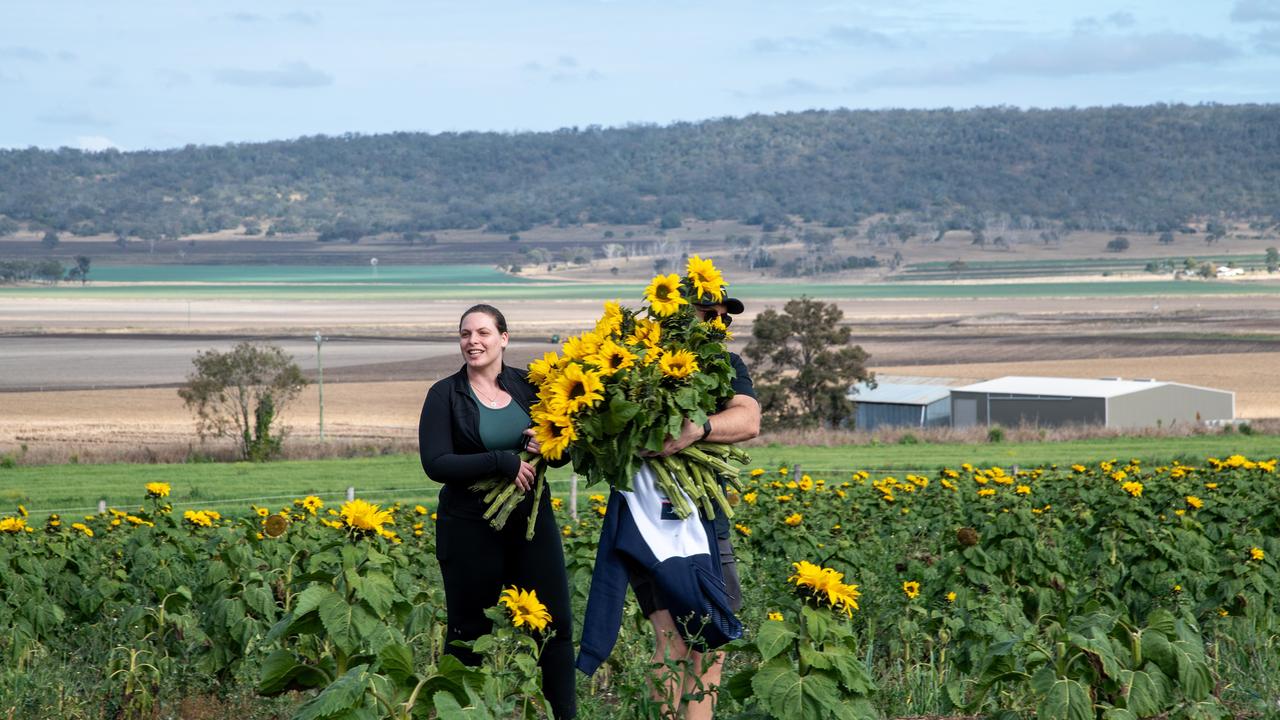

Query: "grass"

xmin=4 ymin=433 xmax=1276 ymax=517
xmin=4 ymin=278 xmax=1280 ymax=301
xmin=88 ymin=264 xmax=532 ymax=285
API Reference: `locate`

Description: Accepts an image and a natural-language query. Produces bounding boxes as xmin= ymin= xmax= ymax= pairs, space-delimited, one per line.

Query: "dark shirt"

xmin=713 ymin=352 xmax=755 ymax=538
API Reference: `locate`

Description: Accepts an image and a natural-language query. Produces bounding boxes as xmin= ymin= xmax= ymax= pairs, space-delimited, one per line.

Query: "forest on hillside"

xmin=1 ymin=104 xmax=1278 ymax=243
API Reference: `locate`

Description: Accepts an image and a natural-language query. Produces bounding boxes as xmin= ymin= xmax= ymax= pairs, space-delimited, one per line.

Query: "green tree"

xmin=742 ymin=297 xmax=873 ymax=429
xmin=177 ymin=342 xmax=308 ymax=461
xmin=40 ymin=230 xmax=60 ymax=250
xmin=1266 ymin=246 xmax=1278 ymax=272
xmin=1158 ymin=231 xmax=1175 ymax=245
xmin=70 ymin=256 xmax=90 ymax=285
xmin=1106 ymin=236 xmax=1130 ymax=252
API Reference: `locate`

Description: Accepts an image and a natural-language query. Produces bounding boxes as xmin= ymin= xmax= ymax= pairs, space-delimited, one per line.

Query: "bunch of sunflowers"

xmin=477 ymin=256 xmax=750 ymax=537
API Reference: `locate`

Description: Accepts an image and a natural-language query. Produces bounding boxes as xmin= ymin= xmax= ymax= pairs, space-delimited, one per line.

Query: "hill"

xmin=2 ymin=104 xmax=1278 ymax=246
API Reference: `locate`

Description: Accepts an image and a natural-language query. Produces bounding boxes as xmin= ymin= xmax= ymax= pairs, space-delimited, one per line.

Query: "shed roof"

xmin=953 ymin=376 xmax=1230 ymax=399
xmin=849 ymin=381 xmax=953 ymax=405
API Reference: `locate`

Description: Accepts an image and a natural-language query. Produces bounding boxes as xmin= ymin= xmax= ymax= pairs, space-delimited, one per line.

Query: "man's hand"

xmin=513 ymin=459 xmax=536 ymax=492
xmin=640 ymin=418 xmax=703 ymax=458
xmin=522 ymin=428 xmax=541 ymax=456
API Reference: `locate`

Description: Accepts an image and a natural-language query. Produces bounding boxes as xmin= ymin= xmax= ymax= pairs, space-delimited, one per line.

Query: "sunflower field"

xmin=2 ymin=454 xmax=1278 ymax=719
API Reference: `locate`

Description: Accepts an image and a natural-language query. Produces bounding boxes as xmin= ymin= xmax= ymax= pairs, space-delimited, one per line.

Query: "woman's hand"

xmin=514 ymin=459 xmax=536 ymax=492
xmin=522 ymin=428 xmax=542 ymax=456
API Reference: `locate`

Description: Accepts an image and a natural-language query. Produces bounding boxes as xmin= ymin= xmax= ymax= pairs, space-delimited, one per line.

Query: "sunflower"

xmin=500 ymin=587 xmax=552 ymax=632
xmin=295 ymin=496 xmax=324 ymax=515
xmin=70 ymin=522 xmax=94 ymax=537
xmin=339 ymin=499 xmax=395 ymax=536
xmin=686 ymin=255 xmax=725 ymax=302
xmin=531 ymin=411 xmax=577 ymax=461
xmin=659 ymin=349 xmax=698 ymax=379
xmin=587 ymin=339 xmax=637 ymax=374
xmin=788 ymin=561 xmax=860 ymax=617
xmin=627 ymin=317 xmax=662 ymax=350
xmin=561 ymin=332 xmax=603 ymax=362
xmin=902 ymin=580 xmax=921 ymax=599
xmin=145 ymin=482 xmax=171 ymax=499
xmin=644 ymin=274 xmax=687 ymax=317
xmin=594 ymin=300 xmax=624 ymax=338
xmin=183 ymin=510 xmax=214 ymax=528
xmin=549 ymin=363 xmax=605 ymax=414
xmin=527 ymin=351 xmax=563 ymax=385
xmin=263 ymin=514 xmax=290 ymax=537
xmin=0 ymin=517 xmax=29 ymax=533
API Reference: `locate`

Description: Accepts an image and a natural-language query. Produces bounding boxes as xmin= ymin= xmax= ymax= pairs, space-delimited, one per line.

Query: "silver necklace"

xmin=471 ymin=383 xmax=503 ymax=408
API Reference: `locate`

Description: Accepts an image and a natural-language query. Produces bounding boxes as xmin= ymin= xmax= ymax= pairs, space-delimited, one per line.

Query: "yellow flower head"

xmin=788 ymin=561 xmax=861 ymax=617
xmin=551 ymin=497 xmax=564 ymax=511
xmin=500 ymin=587 xmax=552 ymax=632
xmin=1122 ymin=481 xmax=1144 ymax=498
xmin=977 ymin=488 xmax=996 ymax=497
xmin=784 ymin=513 xmax=803 ymax=526
xmin=1186 ymin=495 xmax=1204 ymax=510
xmin=645 ymin=273 xmax=687 ymax=316
xmin=797 ymin=476 xmax=814 ymax=492
xmin=183 ymin=510 xmax=214 ymax=528
xmin=339 ymin=499 xmax=395 ymax=536
xmin=299 ymin=496 xmax=324 ymax=515
xmin=1016 ymin=485 xmax=1031 ymax=495
xmin=561 ymin=332 xmax=603 ymax=362
xmin=587 ymin=338 xmax=637 ymax=374
xmin=902 ymin=580 xmax=921 ymax=600
xmin=415 ymin=504 xmax=429 ymax=515
xmin=145 ymin=482 xmax=171 ymax=499
xmin=734 ymin=523 xmax=751 ymax=537
xmin=1250 ymin=547 xmax=1265 ymax=561
xmin=549 ymin=363 xmax=605 ymax=414
xmin=685 ymin=255 xmax=726 ymax=302
xmin=527 ymin=351 xmax=564 ymax=385
xmin=659 ymin=349 xmax=699 ymax=379
xmin=743 ymin=491 xmax=758 ymax=505
xmin=627 ymin=317 xmax=662 ymax=351
xmin=767 ymin=611 xmax=784 ymax=621
xmin=946 ymin=591 xmax=957 ymax=603
xmin=0 ymin=517 xmax=29 ymax=534
xmin=594 ymin=300 xmax=624 ymax=338
xmin=531 ymin=411 xmax=577 ymax=461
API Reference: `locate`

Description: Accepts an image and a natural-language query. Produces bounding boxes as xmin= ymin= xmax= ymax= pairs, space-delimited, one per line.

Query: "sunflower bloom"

xmin=594 ymin=300 xmax=624 ymax=338
xmin=784 ymin=513 xmax=803 ymax=526
xmin=145 ymin=482 xmax=171 ymax=498
xmin=549 ymin=363 xmax=605 ymax=415
xmin=767 ymin=611 xmax=784 ymax=621
xmin=788 ymin=560 xmax=861 ymax=617
xmin=0 ymin=517 xmax=29 ymax=533
xmin=1122 ymin=481 xmax=1144 ymax=497
xmin=71 ymin=522 xmax=94 ymax=537
xmin=903 ymin=581 xmax=921 ymax=599
xmin=1186 ymin=495 xmax=1204 ymax=510
xmin=531 ymin=411 xmax=577 ymax=461
xmin=659 ymin=349 xmax=698 ymax=379
xmin=645 ymin=274 xmax=687 ymax=316
xmin=627 ymin=317 xmax=662 ymax=351
xmin=340 ymin=499 xmax=395 ymax=536
xmin=587 ymin=339 xmax=637 ymax=374
xmin=685 ymin=255 xmax=726 ymax=301
xmin=500 ymin=587 xmax=552 ymax=632
xmin=1251 ymin=547 xmax=1265 ymax=561
xmin=527 ymin=351 xmax=563 ymax=385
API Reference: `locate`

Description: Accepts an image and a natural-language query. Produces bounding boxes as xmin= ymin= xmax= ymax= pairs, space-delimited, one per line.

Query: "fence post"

xmin=347 ymin=486 xmax=355 ymax=501
xmin=98 ymin=499 xmax=107 ymax=514
xmin=570 ymin=473 xmax=578 ymax=522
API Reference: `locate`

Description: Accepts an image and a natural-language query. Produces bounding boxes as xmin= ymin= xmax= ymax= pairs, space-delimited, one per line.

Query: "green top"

xmin=471 ymin=388 xmax=531 ymax=451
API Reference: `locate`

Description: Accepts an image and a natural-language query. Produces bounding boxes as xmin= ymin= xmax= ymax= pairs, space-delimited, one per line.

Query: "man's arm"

xmin=656 ymin=394 xmax=761 ymax=457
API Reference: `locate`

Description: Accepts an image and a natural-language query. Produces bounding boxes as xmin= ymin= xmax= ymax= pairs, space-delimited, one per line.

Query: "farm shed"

xmin=848 ymin=377 xmax=958 ymax=431
xmin=950 ymin=376 xmax=1234 ymax=429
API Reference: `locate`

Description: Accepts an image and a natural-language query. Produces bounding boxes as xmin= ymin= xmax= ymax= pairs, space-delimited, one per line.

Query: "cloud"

xmin=1074 ymin=11 xmax=1138 ymax=34
xmin=215 ymin=61 xmax=333 ymax=88
xmin=523 ymin=56 xmax=602 ymax=83
xmin=75 ymin=136 xmax=121 ymax=152
xmin=222 ymin=11 xmax=319 ymax=25
xmin=157 ymin=69 xmax=192 ymax=88
xmin=753 ymin=25 xmax=897 ymax=55
xmin=1231 ymin=0 xmax=1280 ymax=22
xmin=1255 ymin=26 xmax=1280 ymax=53
xmin=228 ymin=11 xmax=264 ymax=23
xmin=0 ymin=46 xmax=48 ymax=62
xmin=281 ymin=11 xmax=320 ymax=25
xmin=39 ymin=110 xmax=112 ymax=127
xmin=857 ymin=32 xmax=1239 ymax=88
xmin=740 ymin=77 xmax=838 ymax=99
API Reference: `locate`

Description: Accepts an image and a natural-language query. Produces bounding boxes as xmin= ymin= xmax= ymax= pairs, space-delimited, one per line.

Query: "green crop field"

xmin=5 ymin=433 xmax=1275 ymax=517
xmin=4 ymin=274 xmax=1280 ymax=301
xmin=88 ymin=264 xmax=533 ymax=285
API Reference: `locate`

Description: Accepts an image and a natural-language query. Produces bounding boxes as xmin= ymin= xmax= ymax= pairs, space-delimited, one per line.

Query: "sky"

xmin=2 ymin=0 xmax=1278 ymax=151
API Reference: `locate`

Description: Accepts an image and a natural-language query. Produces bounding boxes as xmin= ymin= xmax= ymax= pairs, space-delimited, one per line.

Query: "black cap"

xmin=693 ymin=296 xmax=744 ymax=314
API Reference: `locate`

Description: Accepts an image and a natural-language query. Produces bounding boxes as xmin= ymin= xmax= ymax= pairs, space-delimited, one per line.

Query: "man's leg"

xmin=681 ymin=649 xmax=724 ymax=720
xmin=647 ymin=609 xmax=690 ymax=718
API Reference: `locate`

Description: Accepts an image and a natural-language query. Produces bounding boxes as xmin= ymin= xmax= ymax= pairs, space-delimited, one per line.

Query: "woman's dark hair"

xmin=460 ymin=304 xmax=508 ymax=334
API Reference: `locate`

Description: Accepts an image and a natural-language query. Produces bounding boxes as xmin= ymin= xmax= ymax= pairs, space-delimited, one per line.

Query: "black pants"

xmin=436 ymin=491 xmax=576 ymax=719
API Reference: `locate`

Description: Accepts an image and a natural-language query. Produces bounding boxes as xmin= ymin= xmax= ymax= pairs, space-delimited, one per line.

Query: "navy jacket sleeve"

xmin=418 ymin=381 xmax=521 ymax=485
xmin=576 ymin=491 xmax=630 ymax=676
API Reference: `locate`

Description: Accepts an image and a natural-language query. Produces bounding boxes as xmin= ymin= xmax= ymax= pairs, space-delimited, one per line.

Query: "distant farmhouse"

xmin=950 ymin=377 xmax=1234 ymax=429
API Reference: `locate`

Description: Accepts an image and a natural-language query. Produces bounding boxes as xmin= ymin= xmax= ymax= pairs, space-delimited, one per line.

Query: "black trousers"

xmin=436 ymin=491 xmax=576 ymax=719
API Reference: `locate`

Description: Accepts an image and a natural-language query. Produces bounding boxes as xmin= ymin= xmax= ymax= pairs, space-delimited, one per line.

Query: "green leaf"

xmin=751 ymin=658 xmax=852 ymax=720
xmin=294 ymin=664 xmax=370 ymax=720
xmin=243 ymin=585 xmax=278 ymax=620
xmin=1126 ymin=664 xmax=1171 ymax=716
xmin=355 ymin=571 xmax=398 ymax=618
xmin=377 ymin=642 xmax=416 ymax=684
xmin=1171 ymin=644 xmax=1213 ymax=702
xmin=293 ymin=585 xmax=337 ymax=617
xmin=1101 ymin=708 xmax=1138 ymax=720
xmin=432 ymin=687 xmax=495 ymax=720
xmin=1071 ymin=632 xmax=1122 ymax=680
xmin=319 ymin=592 xmax=358 ymax=654
xmin=258 ymin=648 xmax=330 ymax=695
xmin=1145 ymin=609 xmax=1177 ymax=637
xmin=754 ymin=620 xmax=797 ymax=662
xmin=1037 ymin=678 xmax=1094 ymax=720
xmin=722 ymin=667 xmax=758 ymax=701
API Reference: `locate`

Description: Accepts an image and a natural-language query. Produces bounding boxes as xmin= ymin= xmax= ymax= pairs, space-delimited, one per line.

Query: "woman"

xmin=418 ymin=304 xmax=576 ymax=719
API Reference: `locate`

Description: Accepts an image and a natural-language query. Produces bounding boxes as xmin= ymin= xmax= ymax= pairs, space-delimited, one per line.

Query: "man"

xmin=634 ymin=295 xmax=761 ymax=719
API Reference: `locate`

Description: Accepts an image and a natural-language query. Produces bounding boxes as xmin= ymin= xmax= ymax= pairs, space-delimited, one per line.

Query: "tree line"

xmin=2 ymin=104 xmax=1279 ymax=243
